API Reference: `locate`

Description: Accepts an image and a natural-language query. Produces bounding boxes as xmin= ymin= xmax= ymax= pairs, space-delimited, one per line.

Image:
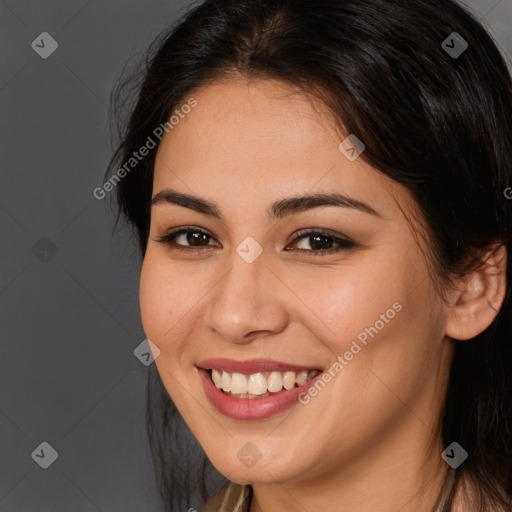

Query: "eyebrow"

xmin=150 ymin=188 xmax=382 ymax=219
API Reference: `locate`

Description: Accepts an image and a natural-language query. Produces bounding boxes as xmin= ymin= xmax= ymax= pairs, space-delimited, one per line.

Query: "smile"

xmin=211 ymin=369 xmax=320 ymax=398
xmin=197 ymin=359 xmax=323 ymax=420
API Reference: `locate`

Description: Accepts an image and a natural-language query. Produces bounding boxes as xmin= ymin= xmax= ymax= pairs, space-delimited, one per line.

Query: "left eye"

xmin=288 ymin=230 xmax=356 ymax=253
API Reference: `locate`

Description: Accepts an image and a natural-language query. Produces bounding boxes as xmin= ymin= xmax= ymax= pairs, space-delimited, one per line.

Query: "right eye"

xmin=153 ymin=227 xmax=221 ymax=251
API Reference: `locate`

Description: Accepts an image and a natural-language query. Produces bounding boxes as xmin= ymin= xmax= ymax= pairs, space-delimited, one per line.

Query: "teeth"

xmin=212 ymin=369 xmax=222 ymax=388
xmin=295 ymin=370 xmax=308 ymax=386
xmin=210 ymin=369 xmax=319 ymax=397
xmin=221 ymin=371 xmax=231 ymax=392
xmin=231 ymin=373 xmax=248 ymax=394
xmin=267 ymin=371 xmax=283 ymax=392
xmin=247 ymin=373 xmax=267 ymax=395
xmin=282 ymin=371 xmax=296 ymax=390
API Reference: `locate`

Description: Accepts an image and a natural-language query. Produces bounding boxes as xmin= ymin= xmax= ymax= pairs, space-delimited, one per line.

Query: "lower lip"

xmin=198 ymin=368 xmax=322 ymax=420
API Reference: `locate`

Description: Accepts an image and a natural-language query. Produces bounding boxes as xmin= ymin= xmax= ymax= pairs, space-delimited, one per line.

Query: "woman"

xmin=107 ymin=0 xmax=512 ymax=510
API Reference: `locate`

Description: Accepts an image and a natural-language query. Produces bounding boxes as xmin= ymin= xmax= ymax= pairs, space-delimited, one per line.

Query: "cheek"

xmin=291 ymin=249 xmax=440 ymax=375
xmin=282 ymin=263 xmax=408 ymax=349
xmin=139 ymin=256 xmax=170 ymax=342
xmin=139 ymin=253 xmax=204 ymax=355
xmin=325 ymin=271 xmax=443 ymax=410
xmin=139 ymin=253 xmax=206 ymax=409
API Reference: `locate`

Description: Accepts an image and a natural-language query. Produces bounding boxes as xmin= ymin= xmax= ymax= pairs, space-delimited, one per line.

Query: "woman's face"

xmin=139 ymin=76 xmax=453 ymax=485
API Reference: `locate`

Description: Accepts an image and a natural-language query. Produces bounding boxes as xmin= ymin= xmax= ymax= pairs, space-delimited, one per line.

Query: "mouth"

xmin=197 ymin=359 xmax=324 ymax=420
xmin=209 ymin=368 xmax=321 ymax=398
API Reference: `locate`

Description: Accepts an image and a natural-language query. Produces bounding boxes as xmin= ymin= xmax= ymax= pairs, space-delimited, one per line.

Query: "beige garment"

xmin=201 ymin=481 xmax=252 ymax=512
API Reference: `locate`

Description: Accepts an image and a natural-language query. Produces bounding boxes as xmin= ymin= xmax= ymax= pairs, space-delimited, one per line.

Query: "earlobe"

xmin=445 ymin=244 xmax=507 ymax=341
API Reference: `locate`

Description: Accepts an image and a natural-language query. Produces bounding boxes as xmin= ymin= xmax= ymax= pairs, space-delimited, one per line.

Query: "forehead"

xmin=152 ymin=76 xmax=413 ymax=221
xmin=156 ymin=77 xmax=339 ymax=169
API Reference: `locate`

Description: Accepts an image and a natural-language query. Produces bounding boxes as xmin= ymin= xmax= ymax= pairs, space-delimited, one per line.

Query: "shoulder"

xmin=201 ymin=481 xmax=252 ymax=512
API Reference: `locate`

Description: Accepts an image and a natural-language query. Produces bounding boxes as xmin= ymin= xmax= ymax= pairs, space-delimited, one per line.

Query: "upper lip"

xmin=197 ymin=358 xmax=322 ymax=374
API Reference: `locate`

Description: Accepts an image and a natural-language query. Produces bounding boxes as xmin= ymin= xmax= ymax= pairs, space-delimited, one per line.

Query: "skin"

xmin=139 ymin=75 xmax=507 ymax=512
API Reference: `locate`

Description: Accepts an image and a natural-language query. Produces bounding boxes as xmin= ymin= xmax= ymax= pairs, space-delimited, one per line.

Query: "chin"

xmin=204 ymin=441 xmax=312 ymax=485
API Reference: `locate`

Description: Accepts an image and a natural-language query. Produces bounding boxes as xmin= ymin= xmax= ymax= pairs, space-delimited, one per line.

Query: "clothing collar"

xmin=201 ymin=481 xmax=252 ymax=512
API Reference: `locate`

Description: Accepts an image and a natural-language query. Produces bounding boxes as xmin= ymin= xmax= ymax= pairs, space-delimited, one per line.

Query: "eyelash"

xmin=153 ymin=227 xmax=356 ymax=255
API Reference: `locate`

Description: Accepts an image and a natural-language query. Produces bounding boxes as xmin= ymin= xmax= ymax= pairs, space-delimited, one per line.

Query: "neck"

xmin=250 ymin=422 xmax=450 ymax=512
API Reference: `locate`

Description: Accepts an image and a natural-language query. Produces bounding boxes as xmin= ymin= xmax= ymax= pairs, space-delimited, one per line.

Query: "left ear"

xmin=445 ymin=243 xmax=508 ymax=341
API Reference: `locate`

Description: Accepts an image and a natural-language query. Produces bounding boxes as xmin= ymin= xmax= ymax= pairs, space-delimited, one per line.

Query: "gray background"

xmin=0 ymin=1 xmax=510 ymax=511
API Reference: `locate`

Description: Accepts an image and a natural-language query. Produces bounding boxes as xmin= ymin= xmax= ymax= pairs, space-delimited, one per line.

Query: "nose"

xmin=204 ymin=255 xmax=289 ymax=344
